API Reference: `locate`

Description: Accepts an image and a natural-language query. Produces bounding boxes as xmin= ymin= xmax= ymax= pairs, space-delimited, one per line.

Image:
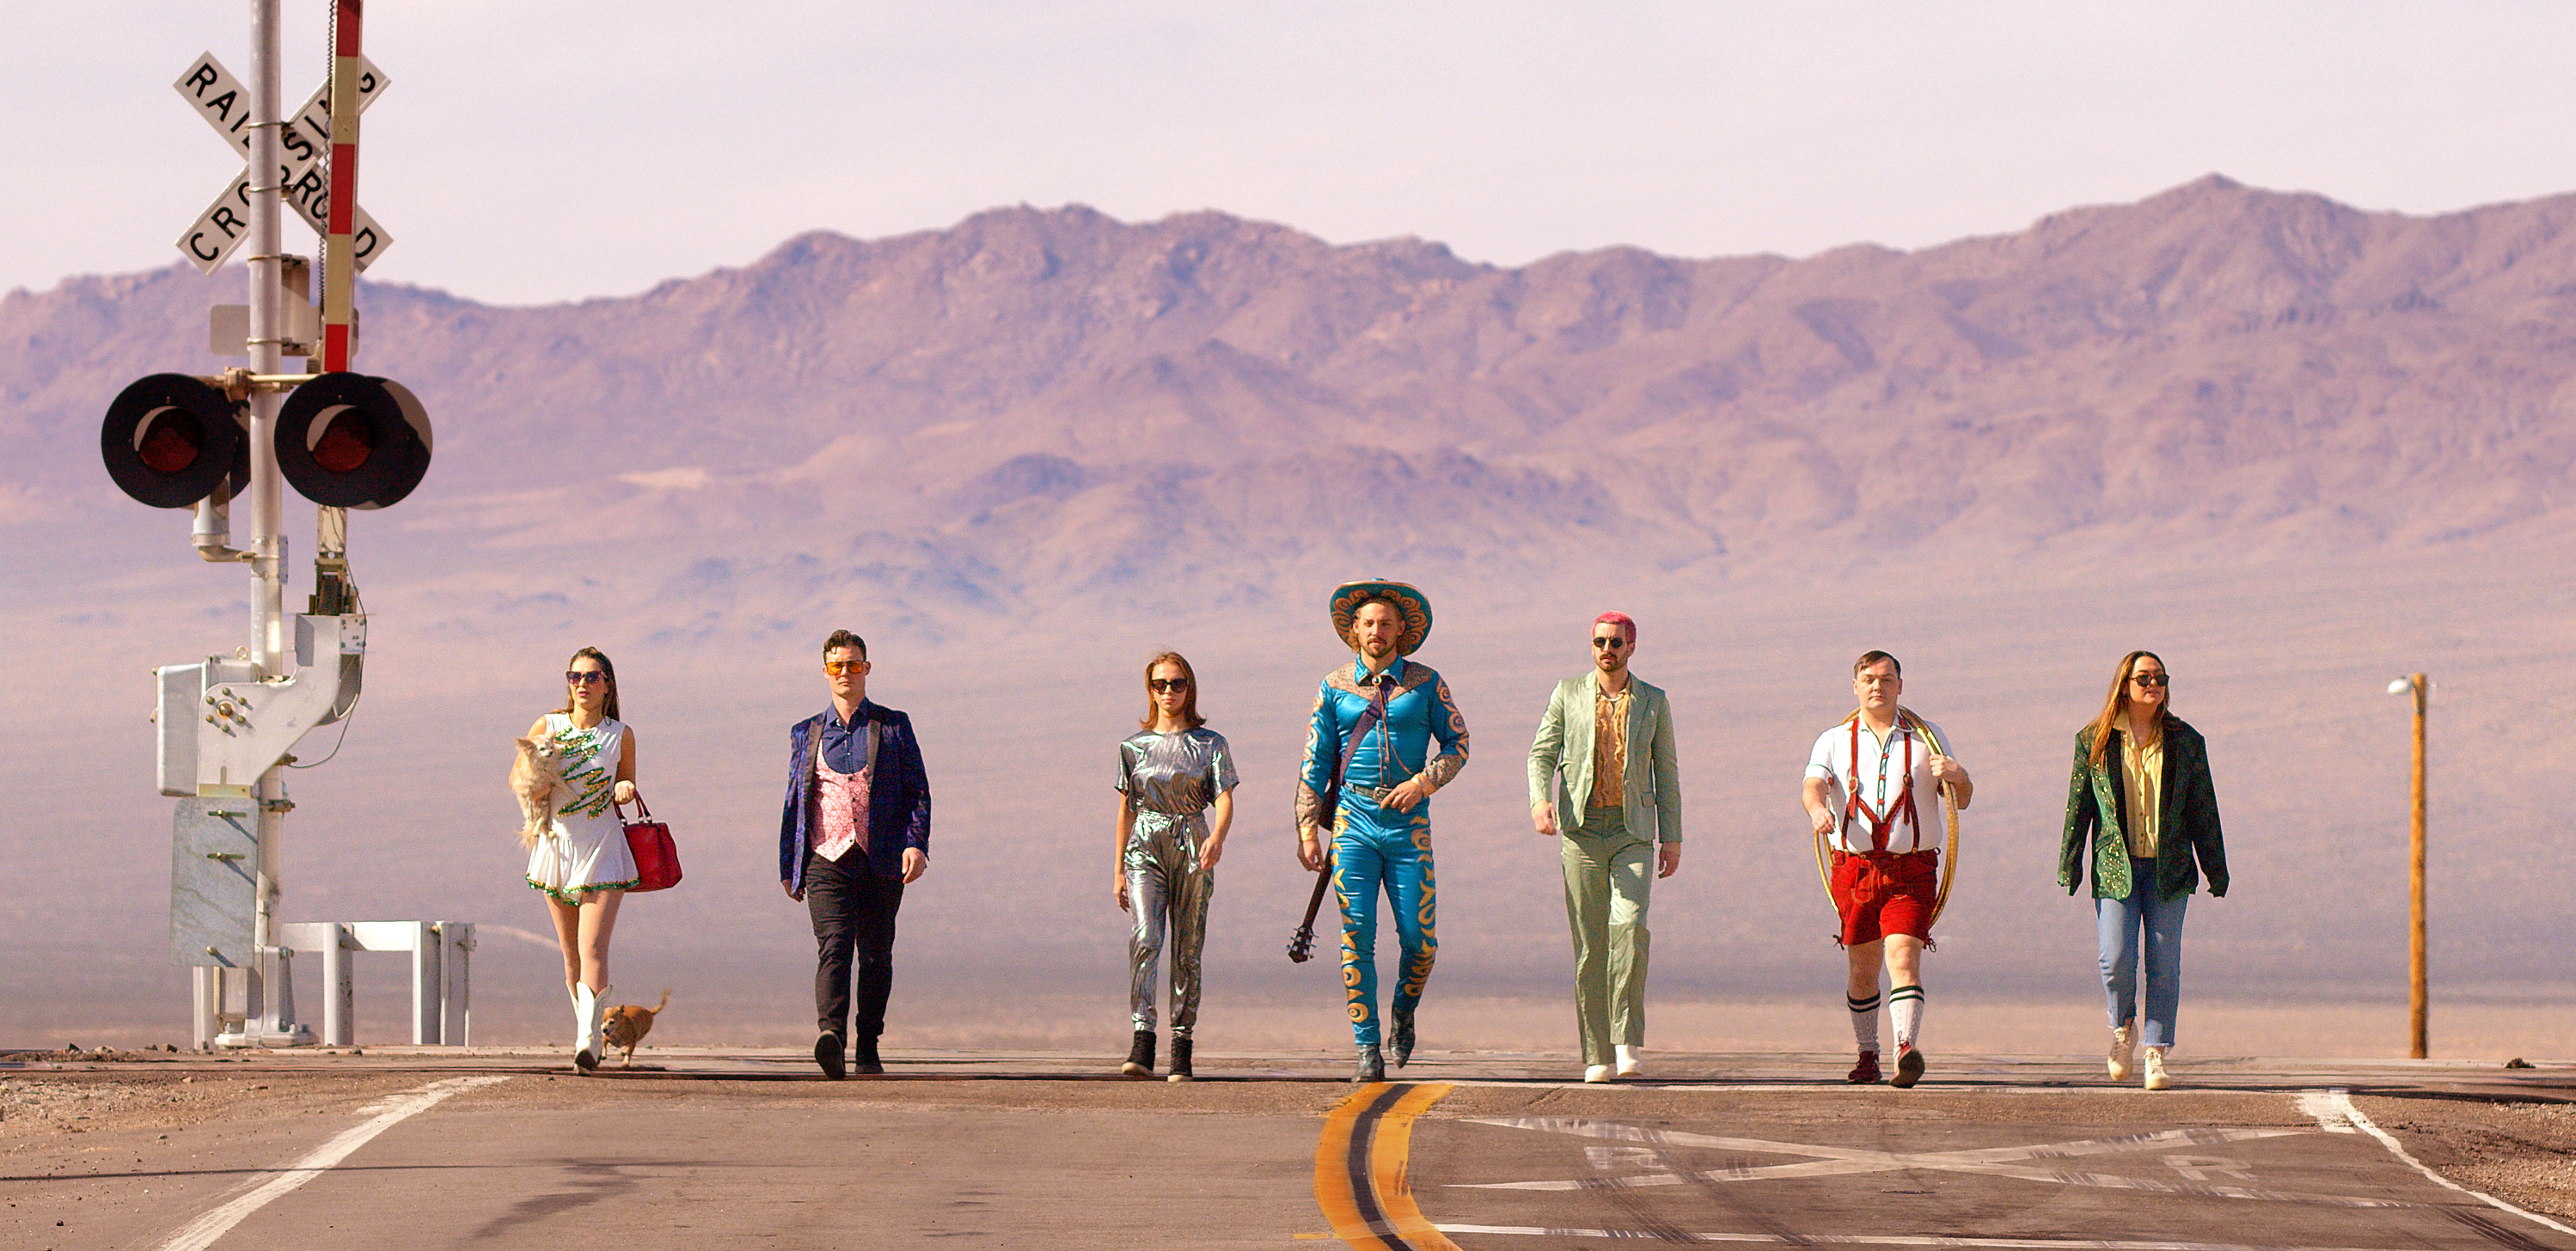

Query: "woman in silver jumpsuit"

xmin=1114 ymin=651 xmax=1238 ymax=1081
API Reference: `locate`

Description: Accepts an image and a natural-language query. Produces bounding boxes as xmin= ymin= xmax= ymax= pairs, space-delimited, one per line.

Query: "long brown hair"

xmin=2085 ymin=650 xmax=2167 ymax=769
xmin=554 ymin=646 xmax=622 ymax=723
xmin=1138 ymin=651 xmax=1205 ymax=730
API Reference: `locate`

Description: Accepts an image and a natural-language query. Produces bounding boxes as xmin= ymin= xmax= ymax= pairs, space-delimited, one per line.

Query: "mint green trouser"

xmin=1561 ymin=808 xmax=1652 ymax=1067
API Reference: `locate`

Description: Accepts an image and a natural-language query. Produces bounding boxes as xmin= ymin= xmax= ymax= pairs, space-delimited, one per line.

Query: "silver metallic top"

xmin=1116 ymin=728 xmax=1239 ymax=827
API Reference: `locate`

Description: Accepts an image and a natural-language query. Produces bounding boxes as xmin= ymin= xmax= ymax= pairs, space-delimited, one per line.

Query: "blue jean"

xmin=1333 ymin=805 xmax=1436 ymax=1047
xmin=2096 ymin=857 xmax=2188 ymax=1047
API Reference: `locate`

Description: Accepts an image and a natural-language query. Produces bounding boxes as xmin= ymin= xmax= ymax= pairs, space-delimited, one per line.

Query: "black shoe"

xmin=1353 ymin=1043 xmax=1386 ymax=1083
xmin=1167 ymin=1035 xmax=1193 ymax=1083
xmin=1892 ymin=1046 xmax=1925 ymax=1089
xmin=815 ymin=1032 xmax=846 ymax=1081
xmin=1122 ymin=1029 xmax=1155 ymax=1077
xmin=1390 ymin=1012 xmax=1416 ymax=1069
xmin=856 ymin=1035 xmax=884 ymax=1076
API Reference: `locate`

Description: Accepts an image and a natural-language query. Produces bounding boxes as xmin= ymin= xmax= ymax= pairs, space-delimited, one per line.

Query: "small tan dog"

xmin=601 ymin=990 xmax=670 ymax=1066
xmin=510 ymin=735 xmax=572 ymax=850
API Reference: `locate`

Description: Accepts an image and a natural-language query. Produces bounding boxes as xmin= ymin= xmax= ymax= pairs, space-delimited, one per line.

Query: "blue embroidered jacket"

xmin=1295 ymin=656 xmax=1470 ymax=829
xmin=779 ymin=700 xmax=932 ymax=890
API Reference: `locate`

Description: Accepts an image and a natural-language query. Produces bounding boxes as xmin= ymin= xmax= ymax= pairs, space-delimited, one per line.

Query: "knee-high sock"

xmin=1847 ymin=992 xmax=1882 ymax=1052
xmin=1888 ymin=985 xmax=1925 ymax=1051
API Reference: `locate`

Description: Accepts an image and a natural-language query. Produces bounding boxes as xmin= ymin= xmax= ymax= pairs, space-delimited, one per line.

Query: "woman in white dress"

xmin=525 ymin=646 xmax=639 ymax=1072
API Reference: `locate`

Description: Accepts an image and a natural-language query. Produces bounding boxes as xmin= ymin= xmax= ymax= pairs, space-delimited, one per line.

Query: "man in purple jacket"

xmin=780 ymin=629 xmax=932 ymax=1078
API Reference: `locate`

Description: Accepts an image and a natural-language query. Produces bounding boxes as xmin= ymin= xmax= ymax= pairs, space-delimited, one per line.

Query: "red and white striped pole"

xmin=321 ymin=0 xmax=364 ymax=374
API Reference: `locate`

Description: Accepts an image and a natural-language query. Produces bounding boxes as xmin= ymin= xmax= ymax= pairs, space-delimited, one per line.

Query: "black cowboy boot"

xmin=1166 ymin=1035 xmax=1194 ymax=1083
xmin=1352 ymin=1042 xmax=1386 ymax=1083
xmin=1390 ymin=1011 xmax=1416 ymax=1069
xmin=1122 ymin=1029 xmax=1155 ymax=1077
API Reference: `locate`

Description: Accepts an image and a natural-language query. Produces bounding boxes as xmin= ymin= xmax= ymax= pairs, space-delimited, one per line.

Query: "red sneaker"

xmin=1846 ymin=1050 xmax=1882 ymax=1083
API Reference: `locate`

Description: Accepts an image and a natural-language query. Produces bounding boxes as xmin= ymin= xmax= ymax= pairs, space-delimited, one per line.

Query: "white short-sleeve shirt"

xmin=1805 ymin=715 xmax=1955 ymax=853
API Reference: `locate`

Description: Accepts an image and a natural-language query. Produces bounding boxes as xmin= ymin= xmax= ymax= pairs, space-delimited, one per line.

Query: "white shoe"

xmin=1614 ymin=1045 xmax=1643 ymax=1078
xmin=2142 ymin=1047 xmax=2170 ymax=1091
xmin=1582 ymin=1065 xmax=1613 ymax=1083
xmin=575 ymin=983 xmax=609 ymax=1073
xmin=2108 ymin=1021 xmax=2137 ymax=1083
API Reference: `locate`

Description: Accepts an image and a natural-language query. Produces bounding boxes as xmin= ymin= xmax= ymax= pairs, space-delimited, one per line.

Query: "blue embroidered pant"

xmin=1333 ymin=805 xmax=1437 ymax=1047
xmin=2096 ymin=857 xmax=2189 ymax=1048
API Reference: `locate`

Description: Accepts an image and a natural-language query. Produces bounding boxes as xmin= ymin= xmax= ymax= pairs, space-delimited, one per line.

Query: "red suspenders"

xmin=1841 ymin=714 xmax=1918 ymax=853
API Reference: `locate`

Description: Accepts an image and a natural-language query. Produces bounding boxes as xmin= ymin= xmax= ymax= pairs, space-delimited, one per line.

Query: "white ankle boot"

xmin=2108 ymin=1020 xmax=2137 ymax=1082
xmin=575 ymin=984 xmax=609 ymax=1072
xmin=1614 ymin=1045 xmax=1643 ymax=1078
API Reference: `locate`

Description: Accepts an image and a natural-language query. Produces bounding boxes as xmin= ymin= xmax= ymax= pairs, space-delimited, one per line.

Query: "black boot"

xmin=1122 ymin=1029 xmax=1155 ymax=1077
xmin=1390 ymin=1011 xmax=1416 ymax=1069
xmin=1167 ymin=1035 xmax=1194 ymax=1083
xmin=855 ymin=1034 xmax=884 ymax=1076
xmin=1353 ymin=1043 xmax=1386 ymax=1083
xmin=814 ymin=1031 xmax=845 ymax=1081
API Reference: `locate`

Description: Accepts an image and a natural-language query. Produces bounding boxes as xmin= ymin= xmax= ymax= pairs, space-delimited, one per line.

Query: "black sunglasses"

xmin=2131 ymin=673 xmax=2169 ymax=687
xmin=1592 ymin=636 xmax=1628 ymax=650
xmin=1150 ymin=677 xmax=1191 ymax=693
xmin=566 ymin=671 xmax=609 ymax=685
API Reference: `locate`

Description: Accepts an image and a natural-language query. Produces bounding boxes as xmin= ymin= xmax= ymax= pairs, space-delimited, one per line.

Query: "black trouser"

xmin=806 ymin=849 xmax=905 ymax=1041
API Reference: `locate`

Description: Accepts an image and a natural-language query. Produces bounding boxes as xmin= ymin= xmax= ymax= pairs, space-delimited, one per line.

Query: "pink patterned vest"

xmin=811 ymin=725 xmax=873 ymax=863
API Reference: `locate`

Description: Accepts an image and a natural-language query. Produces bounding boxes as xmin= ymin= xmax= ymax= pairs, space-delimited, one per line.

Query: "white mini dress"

xmin=523 ymin=712 xmax=637 ymax=901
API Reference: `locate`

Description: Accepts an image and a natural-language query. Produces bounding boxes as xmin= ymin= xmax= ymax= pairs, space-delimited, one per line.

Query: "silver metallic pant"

xmin=1126 ymin=812 xmax=1215 ymax=1037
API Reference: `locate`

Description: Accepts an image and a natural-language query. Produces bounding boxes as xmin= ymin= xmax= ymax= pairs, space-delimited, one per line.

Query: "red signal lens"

xmin=311 ymin=413 xmax=375 ymax=473
xmin=137 ymin=410 xmax=205 ymax=474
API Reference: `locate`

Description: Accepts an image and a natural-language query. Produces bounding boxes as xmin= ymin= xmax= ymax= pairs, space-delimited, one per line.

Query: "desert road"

xmin=3 ymin=1050 xmax=2570 ymax=1250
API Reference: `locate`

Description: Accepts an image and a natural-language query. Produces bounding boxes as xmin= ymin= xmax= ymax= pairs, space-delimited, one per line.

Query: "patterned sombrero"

xmin=1327 ymin=580 xmax=1433 ymax=656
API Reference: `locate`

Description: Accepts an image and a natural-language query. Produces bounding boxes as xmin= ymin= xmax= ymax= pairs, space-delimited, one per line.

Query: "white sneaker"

xmin=1614 ymin=1045 xmax=1643 ymax=1078
xmin=2142 ymin=1047 xmax=2170 ymax=1091
xmin=2108 ymin=1022 xmax=2137 ymax=1083
xmin=1583 ymin=1065 xmax=1613 ymax=1083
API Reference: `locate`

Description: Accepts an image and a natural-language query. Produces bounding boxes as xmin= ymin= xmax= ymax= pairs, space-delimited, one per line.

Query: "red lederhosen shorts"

xmin=1829 ymin=847 xmax=1938 ymax=947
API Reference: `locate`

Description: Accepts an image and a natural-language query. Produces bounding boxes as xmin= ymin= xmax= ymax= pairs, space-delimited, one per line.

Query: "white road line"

xmin=2304 ymin=1088 xmax=2576 ymax=1238
xmin=155 ymin=1075 xmax=510 ymax=1251
xmin=1434 ymin=1225 xmax=2438 ymax=1251
xmin=1453 ymin=1118 xmax=2396 ymax=1206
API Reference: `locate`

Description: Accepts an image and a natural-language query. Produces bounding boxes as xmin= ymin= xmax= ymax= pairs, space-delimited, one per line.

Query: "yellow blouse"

xmin=2120 ymin=728 xmax=2163 ymax=859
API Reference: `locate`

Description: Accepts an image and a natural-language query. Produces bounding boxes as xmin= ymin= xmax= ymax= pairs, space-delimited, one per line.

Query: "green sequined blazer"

xmin=2058 ymin=716 xmax=2229 ymax=903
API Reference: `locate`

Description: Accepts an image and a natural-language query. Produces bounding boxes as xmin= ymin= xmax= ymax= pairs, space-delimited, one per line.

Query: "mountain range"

xmin=3 ymin=175 xmax=2568 ymax=1050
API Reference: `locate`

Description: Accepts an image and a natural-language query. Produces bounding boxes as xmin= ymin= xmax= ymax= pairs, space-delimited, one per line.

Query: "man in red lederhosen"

xmin=1801 ymin=651 xmax=1972 ymax=1088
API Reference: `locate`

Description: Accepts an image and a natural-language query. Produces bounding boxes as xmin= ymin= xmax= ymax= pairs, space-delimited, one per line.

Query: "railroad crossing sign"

xmin=173 ymin=51 xmax=393 ymax=274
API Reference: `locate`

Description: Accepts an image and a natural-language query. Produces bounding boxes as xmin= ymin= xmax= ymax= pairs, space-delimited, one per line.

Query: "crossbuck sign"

xmin=173 ymin=51 xmax=393 ymax=274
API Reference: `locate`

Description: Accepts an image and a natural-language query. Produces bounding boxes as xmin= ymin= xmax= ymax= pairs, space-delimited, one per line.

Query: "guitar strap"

xmin=1321 ymin=671 xmax=1395 ymax=827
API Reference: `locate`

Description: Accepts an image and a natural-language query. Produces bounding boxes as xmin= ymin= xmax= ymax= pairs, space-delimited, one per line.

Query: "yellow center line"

xmin=1313 ymin=1082 xmax=1462 ymax=1250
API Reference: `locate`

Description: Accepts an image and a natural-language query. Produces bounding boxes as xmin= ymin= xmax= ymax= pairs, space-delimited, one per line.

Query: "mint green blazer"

xmin=1527 ymin=672 xmax=1683 ymax=843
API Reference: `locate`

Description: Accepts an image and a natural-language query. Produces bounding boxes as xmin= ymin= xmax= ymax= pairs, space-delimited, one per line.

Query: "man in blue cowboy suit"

xmin=780 ymin=629 xmax=931 ymax=1080
xmin=1296 ymin=581 xmax=1470 ymax=1083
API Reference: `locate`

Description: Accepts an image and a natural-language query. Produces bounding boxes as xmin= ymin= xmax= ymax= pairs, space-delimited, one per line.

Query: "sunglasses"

xmin=1150 ymin=677 xmax=1191 ymax=693
xmin=823 ymin=661 xmax=864 ymax=676
xmin=2131 ymin=673 xmax=2169 ymax=687
xmin=566 ymin=671 xmax=608 ymax=686
xmin=1592 ymin=636 xmax=1628 ymax=650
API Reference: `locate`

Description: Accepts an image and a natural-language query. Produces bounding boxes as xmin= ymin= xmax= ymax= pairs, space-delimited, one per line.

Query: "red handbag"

xmin=617 ymin=793 xmax=682 ymax=893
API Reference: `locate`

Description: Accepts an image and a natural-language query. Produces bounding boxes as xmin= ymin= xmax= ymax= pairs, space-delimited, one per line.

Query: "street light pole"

xmin=2387 ymin=673 xmax=2429 ymax=1059
xmin=2407 ymin=672 xmax=2427 ymax=1060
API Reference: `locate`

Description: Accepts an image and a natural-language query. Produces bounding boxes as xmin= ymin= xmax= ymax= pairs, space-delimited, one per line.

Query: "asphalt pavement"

xmin=3 ymin=1048 xmax=2569 ymax=1250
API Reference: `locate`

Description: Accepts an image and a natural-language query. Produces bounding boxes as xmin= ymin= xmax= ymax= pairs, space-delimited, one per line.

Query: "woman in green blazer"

xmin=2059 ymin=650 xmax=2228 ymax=1090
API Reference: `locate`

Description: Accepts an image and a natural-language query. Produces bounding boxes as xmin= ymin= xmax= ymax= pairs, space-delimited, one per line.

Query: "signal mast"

xmin=102 ymin=0 xmax=429 ymax=1047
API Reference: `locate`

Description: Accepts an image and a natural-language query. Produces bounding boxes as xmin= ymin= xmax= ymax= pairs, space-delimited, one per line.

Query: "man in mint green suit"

xmin=1527 ymin=612 xmax=1683 ymax=1082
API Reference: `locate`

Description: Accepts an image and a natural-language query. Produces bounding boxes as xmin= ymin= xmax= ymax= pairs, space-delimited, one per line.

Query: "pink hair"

xmin=1594 ymin=611 xmax=1637 ymax=644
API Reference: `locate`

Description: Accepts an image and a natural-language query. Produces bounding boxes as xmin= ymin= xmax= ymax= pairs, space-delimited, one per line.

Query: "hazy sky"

xmin=17 ymin=2 xmax=2576 ymax=306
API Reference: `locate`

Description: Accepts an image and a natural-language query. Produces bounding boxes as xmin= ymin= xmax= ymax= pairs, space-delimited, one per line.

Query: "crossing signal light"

xmin=102 ymin=374 xmax=247 ymax=509
xmin=276 ymin=373 xmax=432 ymax=509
